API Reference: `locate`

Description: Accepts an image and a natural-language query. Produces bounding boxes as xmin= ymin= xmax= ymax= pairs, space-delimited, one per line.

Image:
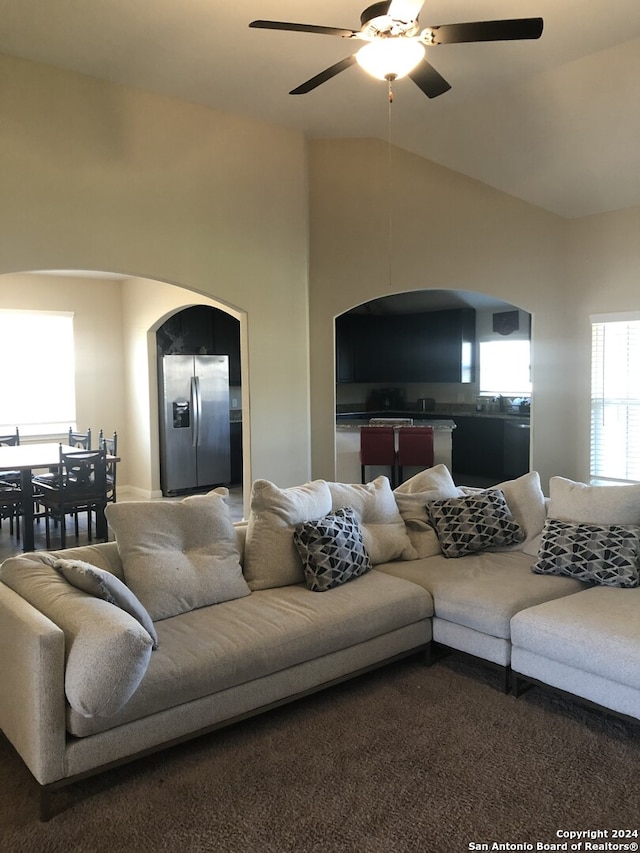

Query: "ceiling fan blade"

xmin=290 ymin=56 xmax=357 ymax=94
xmin=428 ymin=17 xmax=543 ymax=45
xmin=249 ymin=20 xmax=358 ymax=39
xmin=387 ymin=0 xmax=425 ymax=24
xmin=408 ymin=60 xmax=451 ymax=98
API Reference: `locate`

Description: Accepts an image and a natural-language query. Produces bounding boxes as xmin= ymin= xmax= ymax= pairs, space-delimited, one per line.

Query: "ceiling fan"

xmin=249 ymin=1 xmax=543 ymax=98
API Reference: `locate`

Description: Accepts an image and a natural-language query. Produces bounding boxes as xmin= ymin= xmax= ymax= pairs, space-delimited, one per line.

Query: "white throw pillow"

xmin=243 ymin=479 xmax=333 ymax=590
xmin=106 ymin=490 xmax=250 ymax=620
xmin=548 ymin=476 xmax=640 ymax=525
xmin=393 ymin=465 xmax=463 ymax=558
xmin=490 ymin=471 xmax=547 ymax=549
xmin=329 ymin=476 xmax=417 ymax=563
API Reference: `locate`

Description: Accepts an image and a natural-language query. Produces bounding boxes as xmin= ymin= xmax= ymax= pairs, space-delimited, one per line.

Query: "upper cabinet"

xmin=336 ymin=308 xmax=476 ymax=384
xmin=157 ymin=306 xmax=241 ymax=386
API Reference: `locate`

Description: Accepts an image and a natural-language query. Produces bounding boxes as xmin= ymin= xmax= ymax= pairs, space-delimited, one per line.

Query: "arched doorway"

xmin=156 ymin=305 xmax=242 ymax=497
xmin=335 ymin=289 xmax=531 ymax=487
xmin=0 ymin=271 xmax=249 ymax=518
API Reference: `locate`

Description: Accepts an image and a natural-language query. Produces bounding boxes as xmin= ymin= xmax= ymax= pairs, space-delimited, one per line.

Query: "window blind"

xmin=590 ymin=316 xmax=640 ymax=483
xmin=0 ymin=310 xmax=77 ymax=436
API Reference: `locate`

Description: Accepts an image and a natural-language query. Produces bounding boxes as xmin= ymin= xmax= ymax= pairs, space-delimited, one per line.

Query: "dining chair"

xmin=68 ymin=427 xmax=92 ymax=450
xmin=396 ymin=426 xmax=434 ymax=485
xmin=360 ymin=426 xmax=397 ymax=488
xmin=99 ymin=429 xmax=118 ymax=504
xmin=36 ymin=446 xmax=108 ymax=549
xmin=33 ymin=426 xmax=93 ymax=491
xmin=0 ymin=479 xmax=22 ymax=540
xmin=0 ymin=428 xmax=22 ymax=537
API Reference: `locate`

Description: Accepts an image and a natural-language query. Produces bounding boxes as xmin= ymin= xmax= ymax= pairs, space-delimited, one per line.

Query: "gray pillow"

xmin=532 ymin=517 xmax=640 ymax=588
xmin=52 ymin=557 xmax=158 ymax=649
xmin=106 ymin=491 xmax=250 ymax=621
xmin=293 ymin=506 xmax=372 ymax=592
xmin=0 ymin=555 xmax=153 ymax=718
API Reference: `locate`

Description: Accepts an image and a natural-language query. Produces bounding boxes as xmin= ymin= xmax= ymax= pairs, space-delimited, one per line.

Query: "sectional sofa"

xmin=0 ymin=467 xmax=638 ymax=820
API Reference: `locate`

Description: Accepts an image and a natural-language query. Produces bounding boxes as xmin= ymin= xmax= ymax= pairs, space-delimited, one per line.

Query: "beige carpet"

xmin=1 ymin=655 xmax=638 ymax=853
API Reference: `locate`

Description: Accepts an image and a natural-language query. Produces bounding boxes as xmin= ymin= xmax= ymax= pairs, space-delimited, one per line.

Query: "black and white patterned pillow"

xmin=425 ymin=489 xmax=525 ymax=558
xmin=293 ymin=506 xmax=372 ymax=592
xmin=532 ymin=517 xmax=640 ymax=588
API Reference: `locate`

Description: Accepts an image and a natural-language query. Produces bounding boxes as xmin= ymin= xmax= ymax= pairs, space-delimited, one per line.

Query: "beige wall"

xmin=565 ymin=207 xmax=640 ymax=481
xmin=308 ymin=139 xmax=640 ymax=490
xmin=2 ymin=53 xmax=640 ymax=496
xmin=0 ymin=53 xmax=311 ymax=490
xmin=0 ymin=272 xmax=126 ymax=447
xmin=308 ymin=139 xmax=570 ymax=492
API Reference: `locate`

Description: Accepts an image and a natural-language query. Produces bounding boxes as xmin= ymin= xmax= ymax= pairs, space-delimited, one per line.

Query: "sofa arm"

xmin=0 ymin=583 xmax=67 ymax=785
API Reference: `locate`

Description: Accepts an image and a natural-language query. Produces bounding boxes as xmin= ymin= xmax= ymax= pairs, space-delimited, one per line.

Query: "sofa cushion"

xmin=426 ymin=490 xmax=525 ymax=558
xmin=66 ymin=570 xmax=433 ymax=737
xmin=52 ymin=556 xmax=159 ymax=648
xmin=531 ymin=517 xmax=640 ymax=588
xmin=0 ymin=555 xmax=153 ymax=718
xmin=393 ymin=464 xmax=463 ymax=558
xmin=293 ymin=506 xmax=372 ymax=592
xmin=511 ymin=586 xmax=640 ymax=689
xmin=375 ymin=550 xmax=587 ymax=640
xmin=106 ymin=491 xmax=250 ymax=620
xmin=243 ymin=479 xmax=333 ymax=590
xmin=548 ymin=477 xmax=640 ymax=525
xmin=328 ymin=477 xmax=417 ymax=563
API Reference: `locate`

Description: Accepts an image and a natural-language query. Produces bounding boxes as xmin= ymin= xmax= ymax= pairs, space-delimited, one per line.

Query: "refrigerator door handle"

xmin=192 ymin=375 xmax=202 ymax=447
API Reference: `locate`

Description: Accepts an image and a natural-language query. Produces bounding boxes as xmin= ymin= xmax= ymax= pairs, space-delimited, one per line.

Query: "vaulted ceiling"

xmin=1 ymin=0 xmax=639 ymax=218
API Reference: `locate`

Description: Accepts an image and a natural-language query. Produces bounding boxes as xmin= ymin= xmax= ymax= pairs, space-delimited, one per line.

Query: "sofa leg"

xmin=40 ymin=786 xmax=52 ymax=822
xmin=512 ymin=674 xmax=532 ymax=699
xmin=422 ymin=642 xmax=433 ymax=667
xmin=502 ymin=667 xmax=512 ymax=695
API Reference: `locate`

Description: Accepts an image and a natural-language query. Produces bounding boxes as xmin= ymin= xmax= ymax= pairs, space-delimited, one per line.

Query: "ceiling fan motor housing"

xmin=360 ymin=2 xmax=420 ymax=38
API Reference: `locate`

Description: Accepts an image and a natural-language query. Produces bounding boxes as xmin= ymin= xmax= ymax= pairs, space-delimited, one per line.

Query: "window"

xmin=479 ymin=340 xmax=531 ymax=397
xmin=591 ymin=313 xmax=640 ymax=483
xmin=0 ymin=310 xmax=76 ymax=436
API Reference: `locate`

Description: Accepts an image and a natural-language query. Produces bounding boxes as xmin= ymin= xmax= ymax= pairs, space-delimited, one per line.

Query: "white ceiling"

xmin=1 ymin=0 xmax=639 ymax=218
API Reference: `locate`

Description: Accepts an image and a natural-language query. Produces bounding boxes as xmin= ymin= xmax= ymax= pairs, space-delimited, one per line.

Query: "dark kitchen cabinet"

xmin=503 ymin=419 xmax=531 ymax=480
xmin=212 ymin=310 xmax=241 ymax=386
xmin=452 ymin=417 xmax=505 ymax=481
xmin=335 ymin=314 xmax=355 ymax=383
xmin=335 ymin=308 xmax=475 ymax=383
xmin=229 ymin=421 xmax=243 ymax=484
xmin=157 ymin=306 xmax=241 ymax=386
xmin=452 ymin=416 xmax=530 ymax=483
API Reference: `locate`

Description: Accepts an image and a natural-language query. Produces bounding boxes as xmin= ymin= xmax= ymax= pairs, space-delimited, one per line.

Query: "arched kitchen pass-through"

xmin=335 ymin=289 xmax=532 ymax=488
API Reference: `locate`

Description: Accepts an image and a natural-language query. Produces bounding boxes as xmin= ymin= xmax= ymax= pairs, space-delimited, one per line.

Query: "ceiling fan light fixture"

xmin=356 ymin=38 xmax=425 ymax=81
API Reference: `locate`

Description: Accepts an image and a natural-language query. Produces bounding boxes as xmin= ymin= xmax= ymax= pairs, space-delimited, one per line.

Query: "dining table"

xmin=0 ymin=442 xmax=120 ymax=552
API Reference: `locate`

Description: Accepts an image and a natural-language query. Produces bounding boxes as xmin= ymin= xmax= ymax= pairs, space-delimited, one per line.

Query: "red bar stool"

xmin=396 ymin=426 xmax=434 ymax=485
xmin=360 ymin=427 xmax=397 ymax=488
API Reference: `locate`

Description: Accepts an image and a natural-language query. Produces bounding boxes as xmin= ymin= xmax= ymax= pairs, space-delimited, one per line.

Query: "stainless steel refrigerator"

xmin=159 ymin=355 xmax=230 ymax=496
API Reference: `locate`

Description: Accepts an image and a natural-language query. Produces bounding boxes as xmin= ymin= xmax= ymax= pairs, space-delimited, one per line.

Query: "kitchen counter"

xmin=336 ymin=419 xmax=456 ymax=431
xmin=337 ymin=409 xmax=529 ymax=422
